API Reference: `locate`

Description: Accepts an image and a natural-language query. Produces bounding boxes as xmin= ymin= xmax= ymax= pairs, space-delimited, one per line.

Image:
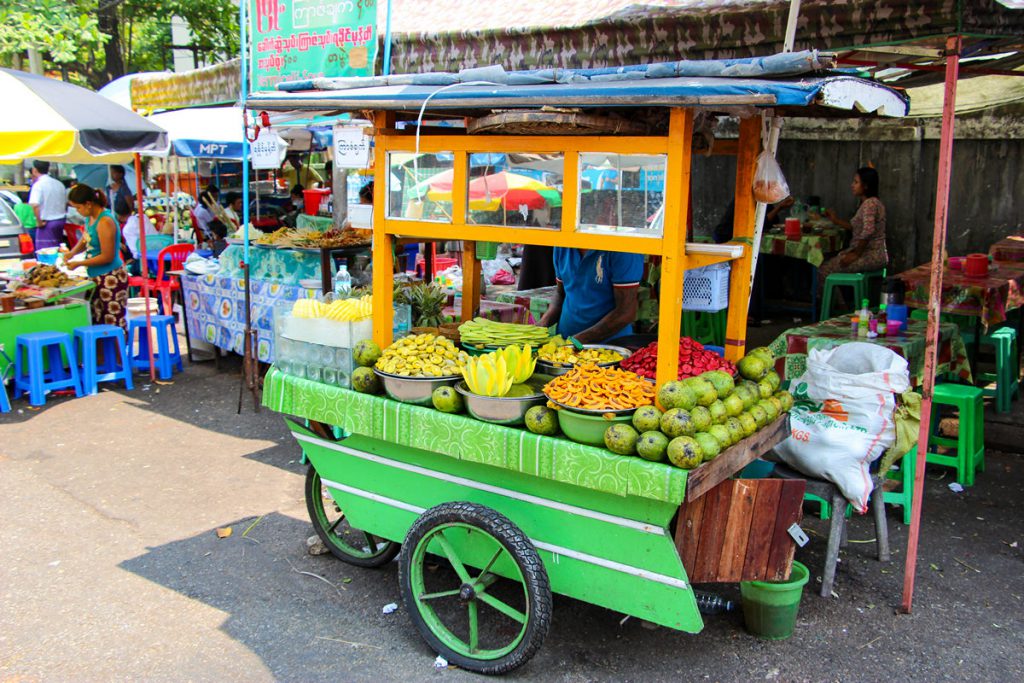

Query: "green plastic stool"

xmin=863 ymin=267 xmax=887 ymax=303
xmin=807 ymin=445 xmax=918 ymax=525
xmin=820 ymin=273 xmax=866 ymax=319
xmin=928 ymin=383 xmax=985 ymax=486
xmin=979 ymin=326 xmax=1020 ymax=414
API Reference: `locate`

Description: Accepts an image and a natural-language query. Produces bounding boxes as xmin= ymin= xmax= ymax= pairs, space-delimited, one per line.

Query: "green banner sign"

xmin=250 ymin=0 xmax=378 ymax=90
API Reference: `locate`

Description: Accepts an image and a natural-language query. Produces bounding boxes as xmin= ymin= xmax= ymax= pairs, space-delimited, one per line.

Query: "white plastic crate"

xmin=682 ymin=262 xmax=730 ymax=312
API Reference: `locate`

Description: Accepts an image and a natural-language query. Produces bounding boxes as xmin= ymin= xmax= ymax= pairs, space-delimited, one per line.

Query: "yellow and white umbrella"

xmin=0 ymin=68 xmax=167 ymax=163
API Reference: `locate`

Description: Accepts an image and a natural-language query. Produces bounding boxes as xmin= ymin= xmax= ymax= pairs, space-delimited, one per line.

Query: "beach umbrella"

xmin=421 ymin=170 xmax=562 ymax=211
xmin=0 ymin=68 xmax=167 ymax=163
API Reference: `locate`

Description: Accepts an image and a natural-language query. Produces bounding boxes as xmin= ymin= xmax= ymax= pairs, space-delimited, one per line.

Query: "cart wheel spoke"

xmin=363 ymin=532 xmax=379 ymax=552
xmin=326 ymin=514 xmax=346 ymax=534
xmin=436 ymin=530 xmax=472 ymax=583
xmin=473 ymin=547 xmax=504 ymax=588
xmin=418 ymin=588 xmax=462 ymax=602
xmin=468 ymin=600 xmax=479 ymax=653
xmin=477 ymin=592 xmax=526 ymax=624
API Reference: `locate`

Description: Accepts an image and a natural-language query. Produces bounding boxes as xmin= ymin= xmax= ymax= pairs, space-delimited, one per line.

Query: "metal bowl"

xmin=373 ymin=369 xmax=461 ymax=406
xmin=454 ymin=381 xmax=547 ymax=426
xmin=535 ymin=344 xmax=632 ymax=376
xmin=545 ymin=397 xmax=641 ymax=417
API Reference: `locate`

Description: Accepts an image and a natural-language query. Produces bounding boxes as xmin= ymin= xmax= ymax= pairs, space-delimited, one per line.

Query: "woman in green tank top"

xmin=65 ymin=184 xmax=129 ymax=330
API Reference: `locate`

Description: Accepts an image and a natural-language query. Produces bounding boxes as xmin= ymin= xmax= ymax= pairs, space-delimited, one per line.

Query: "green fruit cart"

xmin=265 ymin=368 xmax=801 ymax=674
xmin=249 ymin=60 xmax=908 ymax=673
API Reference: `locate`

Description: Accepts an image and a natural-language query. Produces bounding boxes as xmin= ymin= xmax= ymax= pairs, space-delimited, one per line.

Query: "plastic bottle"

xmin=693 ymin=590 xmax=735 ymax=615
xmin=858 ymin=299 xmax=871 ymax=337
xmin=851 ymin=316 xmax=860 ymax=335
xmin=334 ymin=259 xmax=352 ymax=298
xmin=877 ymin=304 xmax=888 ymax=337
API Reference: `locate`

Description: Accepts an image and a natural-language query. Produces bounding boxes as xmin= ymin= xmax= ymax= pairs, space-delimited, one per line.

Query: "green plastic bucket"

xmin=476 ymin=241 xmax=499 ymax=260
xmin=740 ymin=561 xmax=809 ymax=640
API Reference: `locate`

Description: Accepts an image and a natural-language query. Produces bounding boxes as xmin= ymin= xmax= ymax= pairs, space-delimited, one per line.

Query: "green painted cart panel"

xmin=0 ymin=301 xmax=91 ymax=374
xmin=264 ymin=368 xmax=689 ymax=504
xmin=290 ymin=421 xmax=703 ymax=633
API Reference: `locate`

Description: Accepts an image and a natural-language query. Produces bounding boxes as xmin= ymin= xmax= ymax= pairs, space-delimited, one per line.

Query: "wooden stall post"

xmin=723 ymin=116 xmax=762 ymax=362
xmin=372 ymin=111 xmax=397 ymax=349
xmin=655 ymin=109 xmax=694 ymax=388
xmin=452 ymin=151 xmax=480 ymax=321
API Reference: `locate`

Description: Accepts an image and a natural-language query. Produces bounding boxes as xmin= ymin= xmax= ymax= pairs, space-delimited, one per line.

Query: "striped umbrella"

xmin=0 ymin=68 xmax=167 ymax=162
xmin=422 ymin=170 xmax=563 ymax=211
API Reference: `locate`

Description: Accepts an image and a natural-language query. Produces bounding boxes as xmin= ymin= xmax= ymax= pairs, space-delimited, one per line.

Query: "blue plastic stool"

xmin=74 ymin=325 xmax=133 ymax=395
xmin=0 ymin=375 xmax=9 ymax=413
xmin=127 ymin=315 xmax=183 ymax=380
xmin=12 ymin=331 xmax=82 ymax=406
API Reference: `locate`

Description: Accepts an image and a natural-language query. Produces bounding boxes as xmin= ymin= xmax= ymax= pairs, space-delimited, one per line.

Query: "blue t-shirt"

xmin=552 ymin=248 xmax=644 ymax=342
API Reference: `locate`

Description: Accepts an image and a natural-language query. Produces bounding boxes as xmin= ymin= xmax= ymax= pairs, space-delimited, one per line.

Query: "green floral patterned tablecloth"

xmin=759 ymin=226 xmax=846 ymax=268
xmin=768 ymin=314 xmax=972 ymax=387
xmin=262 ymin=368 xmax=688 ymax=504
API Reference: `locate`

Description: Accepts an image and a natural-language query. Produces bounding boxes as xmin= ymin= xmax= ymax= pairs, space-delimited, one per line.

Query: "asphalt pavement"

xmin=1 ymin=354 xmax=1022 ymax=682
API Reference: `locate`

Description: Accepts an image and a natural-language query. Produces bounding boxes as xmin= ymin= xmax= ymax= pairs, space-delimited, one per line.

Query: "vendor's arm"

xmin=824 ymin=208 xmax=852 ymax=230
xmin=572 ymin=285 xmax=639 ymax=344
xmin=537 ymin=282 xmax=564 ymax=329
xmin=65 ymin=238 xmax=87 ymax=259
xmin=68 ymin=216 xmax=118 ymax=269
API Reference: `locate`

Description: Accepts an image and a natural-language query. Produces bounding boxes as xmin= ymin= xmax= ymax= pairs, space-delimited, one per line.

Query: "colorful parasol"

xmin=420 ymin=170 xmax=562 ymax=211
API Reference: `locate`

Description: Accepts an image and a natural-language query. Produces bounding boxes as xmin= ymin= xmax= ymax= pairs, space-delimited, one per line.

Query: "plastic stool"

xmin=928 ymin=383 xmax=985 ymax=486
xmin=12 ymin=331 xmax=82 ymax=406
xmin=979 ymin=326 xmax=1019 ymax=414
xmin=0 ymin=377 xmax=9 ymax=413
xmin=127 ymin=315 xmax=183 ymax=380
xmin=74 ymin=325 xmax=133 ymax=395
xmin=820 ymin=273 xmax=866 ymax=319
xmin=883 ymin=445 xmax=917 ymax=525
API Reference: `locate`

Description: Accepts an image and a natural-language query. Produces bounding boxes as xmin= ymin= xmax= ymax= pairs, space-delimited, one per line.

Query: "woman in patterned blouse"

xmin=819 ymin=167 xmax=888 ymax=297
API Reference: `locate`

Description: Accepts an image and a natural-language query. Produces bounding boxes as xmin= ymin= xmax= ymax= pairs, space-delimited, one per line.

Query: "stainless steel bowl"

xmin=535 ymin=344 xmax=632 ymax=376
xmin=373 ymin=369 xmax=461 ymax=406
xmin=545 ymin=397 xmax=641 ymax=417
xmin=454 ymin=381 xmax=547 ymax=426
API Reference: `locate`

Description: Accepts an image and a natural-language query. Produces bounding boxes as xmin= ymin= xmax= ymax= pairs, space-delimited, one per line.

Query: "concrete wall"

xmin=692 ymin=111 xmax=1024 ymax=272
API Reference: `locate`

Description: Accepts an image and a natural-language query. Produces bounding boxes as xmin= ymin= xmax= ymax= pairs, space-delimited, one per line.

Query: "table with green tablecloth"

xmin=989 ymin=236 xmax=1024 ymax=263
xmin=759 ymin=225 xmax=846 ymax=268
xmin=898 ymin=261 xmax=1024 ymax=330
xmin=768 ymin=313 xmax=972 ymax=387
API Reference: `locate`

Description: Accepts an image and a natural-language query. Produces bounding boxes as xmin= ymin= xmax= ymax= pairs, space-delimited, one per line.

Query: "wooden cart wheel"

xmin=398 ymin=502 xmax=551 ymax=675
xmin=304 ymin=466 xmax=399 ymax=568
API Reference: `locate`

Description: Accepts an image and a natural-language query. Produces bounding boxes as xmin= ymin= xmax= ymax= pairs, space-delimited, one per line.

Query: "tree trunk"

xmin=97 ymin=0 xmax=124 ymax=86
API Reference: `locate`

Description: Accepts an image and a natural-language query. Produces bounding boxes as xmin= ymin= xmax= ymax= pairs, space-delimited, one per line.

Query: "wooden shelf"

xmin=684 ymin=414 xmax=791 ymax=501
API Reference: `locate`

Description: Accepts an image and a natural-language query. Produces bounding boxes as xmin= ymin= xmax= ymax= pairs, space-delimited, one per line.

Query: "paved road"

xmin=2 ymin=357 xmax=1022 ymax=681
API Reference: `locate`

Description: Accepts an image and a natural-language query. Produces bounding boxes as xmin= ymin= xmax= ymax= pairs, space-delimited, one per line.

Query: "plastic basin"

xmin=740 ymin=561 xmax=809 ymax=640
xmin=556 ymin=408 xmax=634 ymax=447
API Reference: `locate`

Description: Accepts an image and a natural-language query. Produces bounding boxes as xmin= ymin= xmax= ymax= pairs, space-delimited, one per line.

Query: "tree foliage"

xmin=0 ymin=0 xmax=239 ymax=87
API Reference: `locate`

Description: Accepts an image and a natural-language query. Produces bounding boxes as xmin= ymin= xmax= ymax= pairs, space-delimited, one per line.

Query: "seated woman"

xmin=819 ymin=166 xmax=888 ymax=294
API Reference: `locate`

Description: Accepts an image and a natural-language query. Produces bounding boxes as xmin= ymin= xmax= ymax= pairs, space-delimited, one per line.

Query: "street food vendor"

xmin=63 ymin=184 xmax=128 ymax=330
xmin=537 ymin=248 xmax=643 ymax=343
xmin=820 ymin=166 xmax=888 ymax=290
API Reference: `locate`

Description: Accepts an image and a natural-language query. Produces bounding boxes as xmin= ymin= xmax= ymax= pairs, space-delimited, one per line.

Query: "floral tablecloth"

xmin=768 ymin=314 xmax=972 ymax=387
xmin=759 ymin=226 xmax=846 ymax=267
xmin=219 ymin=244 xmax=327 ymax=286
xmin=181 ymin=273 xmax=318 ymax=363
xmin=898 ymin=261 xmax=1024 ymax=330
xmin=989 ymin=236 xmax=1024 ymax=263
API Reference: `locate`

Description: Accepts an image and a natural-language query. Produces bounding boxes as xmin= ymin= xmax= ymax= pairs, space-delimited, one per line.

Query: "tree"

xmin=0 ymin=0 xmax=238 ymax=88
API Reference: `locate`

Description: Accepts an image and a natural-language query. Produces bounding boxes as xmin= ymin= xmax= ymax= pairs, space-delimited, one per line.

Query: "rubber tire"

xmin=398 ymin=501 xmax=552 ymax=675
xmin=304 ymin=466 xmax=400 ymax=568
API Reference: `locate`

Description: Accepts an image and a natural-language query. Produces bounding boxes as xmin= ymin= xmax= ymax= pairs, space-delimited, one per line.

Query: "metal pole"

xmin=134 ymin=153 xmax=156 ymax=381
xmin=238 ymin=0 xmax=257 ymax=412
xmin=901 ymin=35 xmax=961 ymax=614
xmin=382 ymin=0 xmax=394 ymax=76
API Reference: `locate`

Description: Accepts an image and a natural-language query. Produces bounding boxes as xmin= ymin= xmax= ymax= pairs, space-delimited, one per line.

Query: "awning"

xmin=147 ymin=106 xmax=245 ymax=159
xmin=248 ymin=74 xmax=909 ymax=117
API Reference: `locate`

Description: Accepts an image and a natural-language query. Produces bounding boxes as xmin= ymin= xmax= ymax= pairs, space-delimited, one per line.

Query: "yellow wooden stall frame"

xmin=371 ymin=108 xmax=762 ymax=388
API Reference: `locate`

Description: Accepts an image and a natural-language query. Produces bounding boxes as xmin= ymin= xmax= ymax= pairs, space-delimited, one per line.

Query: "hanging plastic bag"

xmin=773 ymin=343 xmax=910 ymax=512
xmin=752 ymin=150 xmax=791 ymax=204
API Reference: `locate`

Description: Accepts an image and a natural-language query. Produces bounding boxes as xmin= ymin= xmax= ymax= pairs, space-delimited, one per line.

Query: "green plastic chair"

xmin=820 ymin=273 xmax=866 ymax=319
xmin=681 ymin=310 xmax=726 ymax=346
xmin=979 ymin=326 xmax=1020 ymax=413
xmin=928 ymin=383 xmax=985 ymax=486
